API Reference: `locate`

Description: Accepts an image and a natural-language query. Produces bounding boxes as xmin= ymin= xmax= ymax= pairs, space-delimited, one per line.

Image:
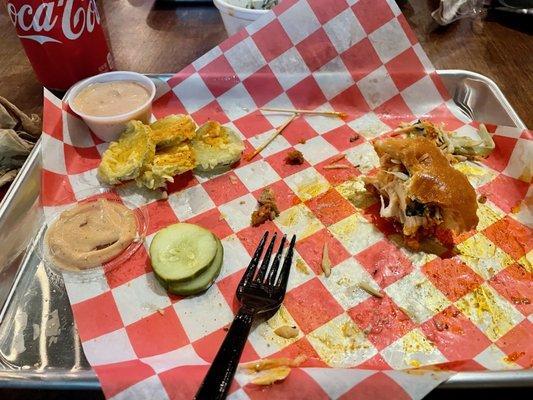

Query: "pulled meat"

xmin=251 ymin=187 xmax=280 ymax=227
xmin=285 ymin=150 xmax=304 ymax=165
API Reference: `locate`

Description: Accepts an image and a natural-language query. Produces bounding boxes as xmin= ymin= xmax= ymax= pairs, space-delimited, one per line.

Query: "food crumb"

xmin=505 ymin=351 xmax=525 ymax=363
xmin=229 ymin=175 xmax=238 ymax=184
xmin=274 ymin=325 xmax=299 ymax=339
xmin=295 ymin=258 xmax=309 ymax=275
xmin=477 ymin=194 xmax=487 ymax=204
xmin=219 ymin=213 xmax=226 ymax=221
xmin=251 ymin=187 xmax=280 ymax=227
xmin=239 ymin=200 xmax=246 ymax=205
xmin=285 ymin=150 xmax=305 ymax=165
xmin=511 ymin=202 xmax=521 ymax=214
xmin=349 ymin=133 xmax=360 ymax=142
xmin=321 ymin=242 xmax=331 ymax=277
xmin=298 ymin=138 xmax=307 ymax=144
xmin=157 ymin=309 xmax=165 ymax=315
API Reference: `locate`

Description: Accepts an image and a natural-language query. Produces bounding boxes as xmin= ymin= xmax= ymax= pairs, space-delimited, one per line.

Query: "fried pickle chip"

xmin=98 ymin=121 xmax=155 ymax=185
xmin=192 ymin=121 xmax=244 ymax=171
xmin=150 ymin=114 xmax=196 ymax=148
xmin=135 ymin=142 xmax=196 ymax=189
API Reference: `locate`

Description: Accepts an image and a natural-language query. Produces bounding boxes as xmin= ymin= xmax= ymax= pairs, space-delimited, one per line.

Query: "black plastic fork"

xmin=195 ymin=232 xmax=296 ymax=400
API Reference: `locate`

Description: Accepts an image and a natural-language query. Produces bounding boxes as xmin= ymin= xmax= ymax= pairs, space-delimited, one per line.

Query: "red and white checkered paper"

xmin=40 ymin=0 xmax=532 ymax=399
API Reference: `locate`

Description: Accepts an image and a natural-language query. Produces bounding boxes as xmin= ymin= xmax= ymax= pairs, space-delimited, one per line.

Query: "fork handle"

xmin=195 ymin=308 xmax=254 ymax=400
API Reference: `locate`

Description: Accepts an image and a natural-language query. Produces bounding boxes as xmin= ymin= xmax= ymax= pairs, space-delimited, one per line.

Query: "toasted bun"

xmin=373 ymin=137 xmax=478 ymax=233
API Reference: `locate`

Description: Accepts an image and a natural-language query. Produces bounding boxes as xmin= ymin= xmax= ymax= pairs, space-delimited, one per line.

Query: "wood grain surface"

xmin=0 ymin=0 xmax=531 ymax=126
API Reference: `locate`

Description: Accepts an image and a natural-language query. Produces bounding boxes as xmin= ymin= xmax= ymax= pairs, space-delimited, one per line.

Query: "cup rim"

xmin=213 ymin=0 xmax=272 ymax=15
xmin=67 ymin=71 xmax=156 ymax=122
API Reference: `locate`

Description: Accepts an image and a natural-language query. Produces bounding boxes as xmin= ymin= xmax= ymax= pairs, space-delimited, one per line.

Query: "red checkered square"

xmin=252 ymin=19 xmax=293 ymax=62
xmin=236 ymin=222 xmax=285 ymax=255
xmin=322 ymin=124 xmax=364 ymax=151
xmin=495 ymin=320 xmax=533 ymax=368
xmin=374 ymin=94 xmax=415 ymax=129
xmin=483 ymin=216 xmax=532 ymax=260
xmin=265 ymin=148 xmax=311 ymax=179
xmin=357 ymin=354 xmax=391 ymax=370
xmin=217 ymin=270 xmax=244 ymax=313
xmin=295 ymin=228 xmax=351 ymax=275
xmin=286 ymin=76 xmax=328 ymax=109
xmin=308 ymin=0 xmax=349 ymax=24
xmin=190 ymin=100 xmax=231 ymax=125
xmin=42 ymin=96 xmax=63 ymax=141
xmin=352 ymin=0 xmax=395 ymax=34
xmin=140 ymin=200 xmax=179 ymax=236
xmin=252 ymin=179 xmax=300 ymax=213
xmin=483 ymin=135 xmax=517 ymax=173
xmin=341 ymin=38 xmax=382 ymax=83
xmin=192 ymin=328 xmax=259 ymax=363
xmin=166 ymin=65 xmax=195 ymax=88
xmin=126 ymin=307 xmax=188 ymax=358
xmin=385 ymin=48 xmax=426 ymax=91
xmin=296 ymin=28 xmax=338 ymax=72
xmin=361 ymin=203 xmax=397 ymax=235
xmin=166 ymin=171 xmax=199 ymax=195
xmin=269 ymin=337 xmax=327 ymax=367
xmin=339 ymin=372 xmax=410 ymax=400
xmin=152 ymin=90 xmax=187 ymax=118
xmin=201 ymin=172 xmax=249 ymax=206
xmin=489 ymin=263 xmax=533 ymax=316
xmin=244 ymin=368 xmax=329 ymax=400
xmin=273 ymin=0 xmax=297 ymax=15
xmin=243 ymin=65 xmax=284 ymax=107
xmin=219 ymin=29 xmax=248 ymax=51
xmin=186 ymin=208 xmax=233 ymax=239
xmin=198 ymin=55 xmax=239 ymax=97
xmin=41 ymin=170 xmax=76 ymax=206
xmin=71 ymin=292 xmax=124 ymax=342
xmin=478 ymin=174 xmax=530 ymax=213
xmin=305 ymin=188 xmax=356 ymax=226
xmin=429 ymin=72 xmax=452 ymax=101
xmin=348 ymin=296 xmax=416 ymax=350
xmin=64 ymin=144 xmax=101 ymax=175
xmin=355 ymin=240 xmax=413 ymax=288
xmin=422 ymin=257 xmax=484 ymax=302
xmin=106 ymin=246 xmax=151 ymax=289
xmin=94 ymin=360 xmax=155 ymax=399
xmin=420 ymin=305 xmax=491 ymax=361
xmin=284 ymin=278 xmax=344 ymax=333
xmin=427 ymin=103 xmax=467 ymax=131
xmin=315 ymin=156 xmax=361 ymax=186
xmin=330 ymin=85 xmax=371 ymax=122
xmin=233 ymin=110 xmax=273 ymax=138
xmin=280 ymin=117 xmax=320 ymax=146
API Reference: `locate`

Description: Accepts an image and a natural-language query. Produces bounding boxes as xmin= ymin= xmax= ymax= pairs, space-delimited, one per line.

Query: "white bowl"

xmin=213 ymin=0 xmax=272 ymax=36
xmin=67 ymin=71 xmax=156 ymax=142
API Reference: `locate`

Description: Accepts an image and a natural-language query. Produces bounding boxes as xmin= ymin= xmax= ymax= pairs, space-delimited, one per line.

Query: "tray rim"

xmin=0 ymin=69 xmax=530 ymax=390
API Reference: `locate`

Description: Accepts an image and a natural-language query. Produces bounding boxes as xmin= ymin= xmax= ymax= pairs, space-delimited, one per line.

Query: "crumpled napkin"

xmin=432 ymin=0 xmax=481 ymax=25
xmin=0 ymin=97 xmax=41 ymax=187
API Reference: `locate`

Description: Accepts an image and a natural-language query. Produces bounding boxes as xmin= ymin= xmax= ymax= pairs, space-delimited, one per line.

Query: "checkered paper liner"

xmin=39 ymin=0 xmax=532 ymax=399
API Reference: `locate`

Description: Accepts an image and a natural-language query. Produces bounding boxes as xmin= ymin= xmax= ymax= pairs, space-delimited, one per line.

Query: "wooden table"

xmin=0 ymin=0 xmax=532 ymax=127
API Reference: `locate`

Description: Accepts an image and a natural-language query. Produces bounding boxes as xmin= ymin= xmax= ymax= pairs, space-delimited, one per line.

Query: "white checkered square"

xmin=234 ymin=160 xmax=281 ymax=192
xmin=344 ymin=142 xmax=380 ymax=173
xmin=357 ymin=66 xmax=399 ymax=109
xmin=278 ymin=0 xmax=321 ymax=45
xmin=503 ymin=138 xmax=533 ymax=182
xmin=319 ymin=258 xmax=375 ymax=310
xmin=173 ymin=285 xmax=234 ymax=341
xmin=217 ymin=83 xmax=257 ymax=120
xmin=474 ymin=344 xmax=522 ymax=370
xmin=63 ymin=268 xmax=109 ymax=304
xmin=294 ymin=135 xmax=339 ymax=164
xmin=453 ymin=161 xmax=498 ymax=189
xmin=476 ymin=201 xmax=506 ymax=231
xmin=262 ymin=93 xmax=297 ymax=126
xmin=68 ymin=169 xmax=101 ymax=199
xmin=304 ymin=369 xmax=375 ymax=400
xmin=41 ymin=134 xmax=66 ymax=174
xmin=218 ymin=193 xmax=257 ymax=233
xmin=172 ymin=73 xmax=215 ymax=113
xmin=245 ymin=11 xmax=276 ymax=35
xmin=83 ymin=328 xmax=136 ymax=366
xmin=268 ymin=48 xmax=311 ymax=90
xmin=385 ymin=269 xmax=451 ymax=324
xmin=401 ymin=75 xmax=443 ymax=117
xmin=329 ymin=213 xmax=383 ymax=254
xmin=324 ymin=8 xmax=366 ymax=53
xmin=62 ymin=112 xmax=95 ymax=148
xmin=287 ymin=251 xmax=315 ymax=291
xmin=381 ymin=328 xmax=447 ymax=369
xmin=313 ymin=57 xmax=355 ymax=100
xmin=217 ymin=234 xmax=252 ymax=280
xmin=224 ymin=37 xmax=267 ymax=81
xmin=112 ymin=375 xmax=170 ymax=400
xmin=275 ymin=203 xmax=324 ymax=240
xmin=307 ymin=313 xmax=377 ymax=367
xmin=248 ymin=130 xmax=291 ymax=158
xmin=141 ymin=345 xmax=207 ymax=374
xmin=115 ymin=181 xmax=168 ymax=208
xmin=347 ymin=112 xmax=391 ymax=139
xmin=369 ymin=18 xmax=411 ymax=64
xmin=112 ymin=272 xmax=171 ymax=325
xmin=494 ymin=125 xmax=524 ymax=139
xmin=167 ymin=184 xmax=215 ymax=220
xmin=191 ymin=47 xmax=223 ymax=71
xmin=284 ymin=167 xmax=330 ymax=201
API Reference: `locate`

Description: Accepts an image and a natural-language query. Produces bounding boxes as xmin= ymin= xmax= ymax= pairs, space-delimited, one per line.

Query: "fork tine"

xmin=266 ymin=235 xmax=287 ymax=285
xmin=239 ymin=231 xmax=268 ymax=287
xmin=275 ymin=235 xmax=296 ymax=289
xmin=254 ymin=233 xmax=277 ymax=283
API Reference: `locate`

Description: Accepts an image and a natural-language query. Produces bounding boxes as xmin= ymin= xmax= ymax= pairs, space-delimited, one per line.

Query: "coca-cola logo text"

xmin=7 ymin=0 xmax=101 ymax=44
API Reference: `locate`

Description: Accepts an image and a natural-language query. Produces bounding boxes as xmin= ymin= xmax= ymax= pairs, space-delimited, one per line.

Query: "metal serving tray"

xmin=0 ymin=71 xmax=529 ymax=390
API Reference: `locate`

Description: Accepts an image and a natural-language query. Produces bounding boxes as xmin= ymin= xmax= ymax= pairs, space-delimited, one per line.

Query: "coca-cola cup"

xmin=6 ymin=0 xmax=113 ymax=91
xmin=67 ymin=71 xmax=156 ymax=142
